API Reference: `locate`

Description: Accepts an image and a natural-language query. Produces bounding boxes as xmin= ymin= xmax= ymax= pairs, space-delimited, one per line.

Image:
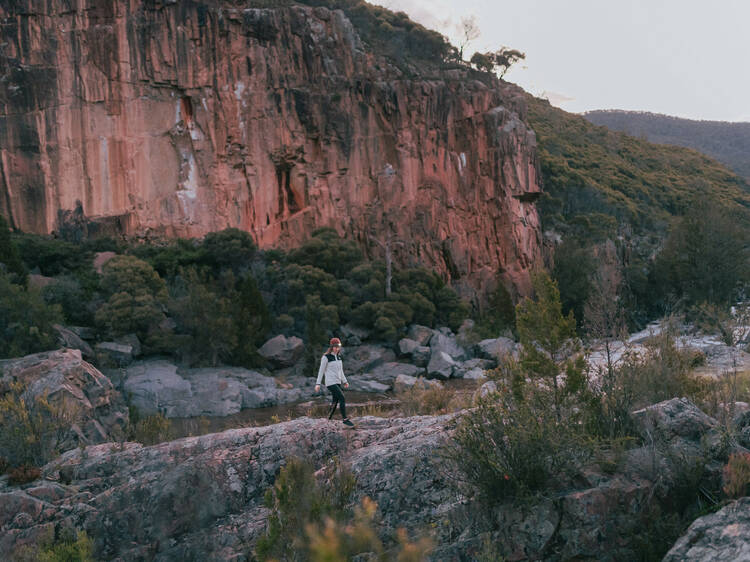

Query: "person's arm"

xmin=341 ymin=360 xmax=348 ymax=386
xmin=315 ymin=355 xmax=328 ymax=388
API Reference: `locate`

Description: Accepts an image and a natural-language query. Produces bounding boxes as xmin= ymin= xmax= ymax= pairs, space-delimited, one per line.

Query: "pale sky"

xmin=374 ymin=0 xmax=750 ymax=122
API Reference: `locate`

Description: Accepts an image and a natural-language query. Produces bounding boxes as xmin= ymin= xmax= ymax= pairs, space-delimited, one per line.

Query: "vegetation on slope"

xmin=584 ymin=110 xmax=750 ymax=181
xmin=526 ymin=96 xmax=750 ymax=237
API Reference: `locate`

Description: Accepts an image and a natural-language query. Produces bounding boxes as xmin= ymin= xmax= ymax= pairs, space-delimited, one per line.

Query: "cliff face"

xmin=0 ymin=1 xmax=542 ymax=295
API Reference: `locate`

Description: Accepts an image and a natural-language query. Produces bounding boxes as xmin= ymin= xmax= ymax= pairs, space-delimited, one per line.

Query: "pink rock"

xmin=0 ymin=2 xmax=542 ymax=297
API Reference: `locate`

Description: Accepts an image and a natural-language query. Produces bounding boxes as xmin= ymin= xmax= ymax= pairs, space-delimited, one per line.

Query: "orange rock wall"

xmin=0 ymin=1 xmax=542 ymax=296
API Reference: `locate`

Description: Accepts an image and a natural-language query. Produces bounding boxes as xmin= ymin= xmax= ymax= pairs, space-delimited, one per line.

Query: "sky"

xmin=373 ymin=0 xmax=750 ymax=122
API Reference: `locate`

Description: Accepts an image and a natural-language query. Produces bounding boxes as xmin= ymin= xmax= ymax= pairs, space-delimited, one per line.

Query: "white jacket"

xmin=316 ymin=353 xmax=348 ymax=386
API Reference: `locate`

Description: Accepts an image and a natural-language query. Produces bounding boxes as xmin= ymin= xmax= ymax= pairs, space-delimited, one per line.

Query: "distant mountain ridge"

xmin=583 ymin=110 xmax=750 ymax=181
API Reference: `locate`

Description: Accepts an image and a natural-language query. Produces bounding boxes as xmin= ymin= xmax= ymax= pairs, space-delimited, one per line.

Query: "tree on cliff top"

xmin=471 ymin=47 xmax=526 ymax=77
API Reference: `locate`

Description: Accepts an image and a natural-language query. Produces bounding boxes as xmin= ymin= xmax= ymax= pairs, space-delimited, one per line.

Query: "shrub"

xmin=0 ymin=213 xmax=26 ymax=283
xmin=723 ymin=452 xmax=750 ymax=499
xmin=130 ymin=413 xmax=172 ymax=446
xmin=169 ymin=267 xmax=236 ymax=366
xmin=13 ymin=528 xmax=93 ymax=562
xmin=0 ymin=273 xmax=63 ymax=359
xmin=0 ymin=382 xmax=75 ymax=469
xmin=306 ymin=497 xmax=433 ymax=562
xmin=256 ymin=456 xmax=356 ymax=561
xmin=8 ymin=464 xmax=42 ymax=486
xmin=451 ymin=383 xmax=592 ymax=501
xmin=95 ymin=255 xmax=168 ymax=347
xmin=398 ymin=385 xmax=455 ymax=416
xmin=42 ymin=275 xmax=96 ymax=326
xmin=287 ymin=228 xmax=364 ymax=279
xmin=200 ymin=228 xmax=256 ymax=274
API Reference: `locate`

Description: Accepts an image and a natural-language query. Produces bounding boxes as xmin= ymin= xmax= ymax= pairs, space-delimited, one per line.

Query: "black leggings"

xmin=327 ymin=384 xmax=347 ymax=420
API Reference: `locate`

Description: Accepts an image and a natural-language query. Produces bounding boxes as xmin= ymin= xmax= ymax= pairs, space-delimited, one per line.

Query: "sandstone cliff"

xmin=0 ymin=1 xmax=542 ymax=295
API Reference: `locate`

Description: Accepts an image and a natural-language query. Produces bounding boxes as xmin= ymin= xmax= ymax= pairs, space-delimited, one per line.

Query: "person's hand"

xmin=344 ymin=383 xmax=349 ymax=389
xmin=315 ymin=384 xmax=320 ymax=393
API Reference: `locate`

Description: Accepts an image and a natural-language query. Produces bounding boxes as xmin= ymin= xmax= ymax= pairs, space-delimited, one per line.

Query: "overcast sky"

xmin=374 ymin=0 xmax=750 ymax=122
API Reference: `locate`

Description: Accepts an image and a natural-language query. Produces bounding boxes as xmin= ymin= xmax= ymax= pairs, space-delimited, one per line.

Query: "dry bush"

xmin=129 ymin=413 xmax=172 ymax=446
xmin=8 ymin=464 xmax=41 ymax=485
xmin=723 ymin=452 xmax=750 ymax=499
xmin=0 ymin=382 xmax=75 ymax=470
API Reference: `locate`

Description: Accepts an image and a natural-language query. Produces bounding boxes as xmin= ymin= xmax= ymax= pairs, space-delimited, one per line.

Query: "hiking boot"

xmin=343 ymin=418 xmax=354 ymax=427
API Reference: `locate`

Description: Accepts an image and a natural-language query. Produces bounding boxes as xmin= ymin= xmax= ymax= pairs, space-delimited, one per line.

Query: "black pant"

xmin=327 ymin=384 xmax=347 ymax=420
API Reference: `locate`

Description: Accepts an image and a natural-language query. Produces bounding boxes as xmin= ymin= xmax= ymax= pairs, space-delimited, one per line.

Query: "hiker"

xmin=315 ymin=337 xmax=354 ymax=427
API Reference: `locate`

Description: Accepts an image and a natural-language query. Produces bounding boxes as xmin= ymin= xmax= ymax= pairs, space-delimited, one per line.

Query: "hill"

xmin=526 ymin=98 xmax=750 ymax=238
xmin=584 ymin=110 xmax=750 ymax=182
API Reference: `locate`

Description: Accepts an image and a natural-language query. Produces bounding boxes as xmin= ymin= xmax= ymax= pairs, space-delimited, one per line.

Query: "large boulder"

xmin=343 ymin=345 xmax=396 ymax=374
xmin=365 ymin=362 xmax=423 ymax=385
xmin=393 ymin=374 xmax=442 ymax=394
xmin=427 ymin=351 xmax=456 ymax=380
xmin=123 ymin=361 xmax=314 ymax=417
xmin=258 ymin=335 xmax=304 ymax=368
xmin=0 ymin=349 xmax=128 ymax=447
xmin=430 ymin=332 xmax=467 ymax=361
xmin=53 ymin=325 xmax=94 ymax=359
xmin=123 ymin=361 xmax=193 ymax=417
xmin=407 ymin=325 xmax=435 ymax=346
xmin=663 ymin=497 xmax=750 ymax=561
xmin=0 ymin=415 xmax=457 ymax=559
xmin=95 ymin=342 xmax=134 ymax=368
xmin=475 ymin=337 xmax=516 ymax=362
xmin=397 ymin=337 xmax=420 ymax=356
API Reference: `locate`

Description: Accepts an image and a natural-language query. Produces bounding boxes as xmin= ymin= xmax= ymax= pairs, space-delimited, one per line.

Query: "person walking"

xmin=315 ymin=337 xmax=354 ymax=427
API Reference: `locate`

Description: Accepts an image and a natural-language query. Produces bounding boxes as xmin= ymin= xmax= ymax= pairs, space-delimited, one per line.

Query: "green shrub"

xmin=0 ymin=273 xmax=63 ymax=359
xmin=95 ymin=255 xmax=168 ymax=347
xmin=0 ymin=214 xmax=26 ymax=283
xmin=13 ymin=528 xmax=93 ymax=562
xmin=169 ymin=267 xmax=236 ymax=366
xmin=452 ymin=384 xmax=591 ymax=501
xmin=287 ymin=228 xmax=364 ymax=279
xmin=200 ymin=228 xmax=257 ymax=274
xmin=42 ymin=275 xmax=96 ymax=326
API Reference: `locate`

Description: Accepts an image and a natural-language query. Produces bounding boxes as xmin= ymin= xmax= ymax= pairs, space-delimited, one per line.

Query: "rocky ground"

xmin=2 ymin=395 xmax=750 ymax=560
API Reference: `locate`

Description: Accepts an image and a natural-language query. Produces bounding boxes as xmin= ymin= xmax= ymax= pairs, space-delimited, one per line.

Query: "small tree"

xmin=95 ymin=255 xmax=168 ymax=347
xmin=471 ymin=47 xmax=525 ymax=77
xmin=516 ymin=272 xmax=581 ymax=422
xmin=0 ymin=214 xmax=26 ymax=284
xmin=457 ymin=15 xmax=480 ymax=61
xmin=231 ymin=274 xmax=271 ymax=367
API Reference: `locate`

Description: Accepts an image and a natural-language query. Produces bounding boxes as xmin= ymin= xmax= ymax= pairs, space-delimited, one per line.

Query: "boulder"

xmin=343 ymin=345 xmax=396 ymax=374
xmin=53 ymin=324 xmax=94 ymax=359
xmin=114 ymin=334 xmax=142 ymax=358
xmin=474 ymin=380 xmax=498 ymax=400
xmin=258 ymin=335 xmax=304 ymax=368
xmin=340 ymin=323 xmax=370 ymax=344
xmin=411 ymin=345 xmax=431 ymax=367
xmin=462 ymin=368 xmax=487 ymax=380
xmin=427 ymin=351 xmax=456 ymax=380
xmin=631 ymin=397 xmax=718 ymax=442
xmin=407 ymin=324 xmax=434 ymax=346
xmin=476 ymin=337 xmax=516 ymax=361
xmin=346 ymin=378 xmax=391 ymax=393
xmin=397 ymin=337 xmax=420 ymax=356
xmin=365 ymin=362 xmax=423 ymax=385
xmin=452 ymin=357 xmax=495 ymax=378
xmin=393 ymin=374 xmax=442 ymax=394
xmin=664 ymin=497 xmax=750 ymax=561
xmin=95 ymin=342 xmax=134 ymax=367
xmin=430 ymin=332 xmax=467 ymax=361
xmin=123 ymin=361 xmax=193 ymax=417
xmin=0 ymin=349 xmax=128 ymax=447
xmin=67 ymin=326 xmax=97 ymax=340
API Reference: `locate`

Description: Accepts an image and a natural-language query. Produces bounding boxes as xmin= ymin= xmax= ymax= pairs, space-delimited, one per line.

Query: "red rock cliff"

xmin=0 ymin=1 xmax=542 ymax=296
